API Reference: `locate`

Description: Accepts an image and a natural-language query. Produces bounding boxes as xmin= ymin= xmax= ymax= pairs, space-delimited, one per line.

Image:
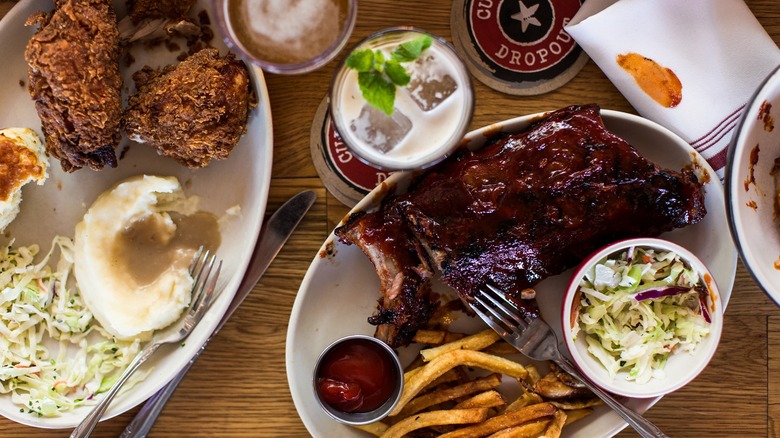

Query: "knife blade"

xmin=120 ymin=190 xmax=317 ymax=438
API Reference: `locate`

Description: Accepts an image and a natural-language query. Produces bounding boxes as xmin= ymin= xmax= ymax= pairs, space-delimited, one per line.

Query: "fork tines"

xmin=471 ymin=285 xmax=530 ymax=335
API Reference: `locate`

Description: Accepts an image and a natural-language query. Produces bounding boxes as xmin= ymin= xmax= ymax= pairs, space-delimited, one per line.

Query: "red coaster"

xmin=310 ymin=97 xmax=397 ymax=207
xmin=451 ymin=0 xmax=589 ymax=95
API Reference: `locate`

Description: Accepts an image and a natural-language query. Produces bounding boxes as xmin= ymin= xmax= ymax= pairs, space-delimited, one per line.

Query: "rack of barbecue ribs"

xmin=336 ymin=104 xmax=707 ymax=348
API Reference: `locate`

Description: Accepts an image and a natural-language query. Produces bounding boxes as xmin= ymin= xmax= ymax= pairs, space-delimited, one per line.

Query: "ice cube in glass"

xmin=349 ymin=104 xmax=412 ymax=153
xmin=406 ymin=53 xmax=459 ymax=111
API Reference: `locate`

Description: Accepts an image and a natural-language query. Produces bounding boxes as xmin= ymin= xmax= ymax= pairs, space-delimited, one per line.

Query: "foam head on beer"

xmin=216 ymin=0 xmax=356 ymax=74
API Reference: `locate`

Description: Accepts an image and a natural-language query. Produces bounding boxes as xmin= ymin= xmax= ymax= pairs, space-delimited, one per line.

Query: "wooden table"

xmin=1 ymin=0 xmax=779 ymax=436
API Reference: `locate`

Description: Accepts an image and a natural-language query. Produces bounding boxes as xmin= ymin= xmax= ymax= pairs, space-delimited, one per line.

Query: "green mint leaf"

xmin=358 ymin=71 xmax=395 ymax=115
xmin=373 ymin=50 xmax=386 ymax=73
xmin=385 ymin=59 xmax=410 ymax=86
xmin=346 ymin=49 xmax=374 ymax=72
xmin=392 ymin=35 xmax=433 ymax=62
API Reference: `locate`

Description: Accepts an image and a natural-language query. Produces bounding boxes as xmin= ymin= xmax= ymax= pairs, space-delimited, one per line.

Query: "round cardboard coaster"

xmin=451 ymin=0 xmax=589 ymax=95
xmin=310 ymin=97 xmax=397 ymax=207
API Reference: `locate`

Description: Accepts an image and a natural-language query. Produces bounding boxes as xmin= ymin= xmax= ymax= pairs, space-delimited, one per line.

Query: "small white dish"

xmin=561 ymin=238 xmax=723 ymax=399
xmin=725 ymin=64 xmax=780 ymax=306
xmin=312 ymin=335 xmax=403 ymax=426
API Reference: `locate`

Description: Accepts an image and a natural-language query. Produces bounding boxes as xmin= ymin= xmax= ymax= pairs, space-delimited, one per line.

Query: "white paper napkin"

xmin=566 ymin=0 xmax=780 ymax=178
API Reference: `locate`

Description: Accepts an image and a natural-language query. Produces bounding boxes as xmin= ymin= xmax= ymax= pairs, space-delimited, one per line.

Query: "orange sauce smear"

xmin=617 ymin=53 xmax=682 ymax=108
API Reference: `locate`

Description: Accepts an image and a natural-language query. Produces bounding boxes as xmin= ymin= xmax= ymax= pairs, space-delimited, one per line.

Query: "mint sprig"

xmin=345 ymin=35 xmax=433 ymax=115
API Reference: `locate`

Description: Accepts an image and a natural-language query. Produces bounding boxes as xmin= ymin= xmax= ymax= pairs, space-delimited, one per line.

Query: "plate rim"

xmin=724 ymin=63 xmax=780 ymax=306
xmin=0 ymin=0 xmax=274 ymax=428
xmin=286 ymin=107 xmax=736 ymax=438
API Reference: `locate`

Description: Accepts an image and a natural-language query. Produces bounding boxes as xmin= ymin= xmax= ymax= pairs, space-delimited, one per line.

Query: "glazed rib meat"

xmin=25 ymin=0 xmax=123 ymax=172
xmin=124 ymin=48 xmax=252 ymax=168
xmin=336 ymin=105 xmax=707 ymax=347
xmin=335 ymin=195 xmax=438 ymax=348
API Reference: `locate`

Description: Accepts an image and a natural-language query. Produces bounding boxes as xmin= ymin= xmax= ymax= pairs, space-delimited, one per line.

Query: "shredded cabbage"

xmin=572 ymin=246 xmax=711 ymax=384
xmin=0 ymin=237 xmax=146 ymax=417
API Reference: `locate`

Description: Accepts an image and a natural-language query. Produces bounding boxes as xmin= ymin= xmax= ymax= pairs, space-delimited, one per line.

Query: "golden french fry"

xmin=425 ymin=367 xmax=464 ymax=388
xmin=404 ymin=354 xmax=426 ymax=372
xmin=534 ymin=372 xmax=592 ymax=399
xmin=420 ymin=329 xmax=501 ymax=362
xmin=486 ymin=419 xmax=551 ymax=438
xmin=405 ymin=364 xmax=462 ymax=387
xmin=453 ymin=390 xmax=506 ymax=409
xmin=398 ymin=373 xmax=502 ymax=417
xmin=404 ymin=366 xmax=422 ymax=383
xmin=412 ymin=329 xmax=448 ymax=344
xmin=352 ymin=421 xmax=389 ymax=436
xmin=437 ymin=402 xmax=558 ymax=438
xmin=549 ymin=397 xmax=603 ymax=410
xmin=523 ymin=364 xmax=541 ymax=387
xmin=550 ymin=362 xmax=588 ymax=389
xmin=542 ymin=410 xmax=567 ymax=438
xmin=444 ymin=331 xmax=467 ymax=343
xmin=505 ymin=389 xmax=544 ymax=412
xmin=481 ymin=341 xmax=519 ymax=355
xmin=392 ymin=350 xmax=528 ymax=416
xmin=563 ymin=407 xmax=593 ymax=425
xmin=378 ymin=408 xmax=490 ymax=438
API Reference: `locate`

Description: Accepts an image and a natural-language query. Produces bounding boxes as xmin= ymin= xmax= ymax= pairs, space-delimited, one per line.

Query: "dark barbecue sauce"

xmin=316 ymin=338 xmax=397 ymax=413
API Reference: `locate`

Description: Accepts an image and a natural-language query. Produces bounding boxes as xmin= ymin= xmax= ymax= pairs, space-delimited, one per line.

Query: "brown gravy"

xmin=113 ymin=211 xmax=221 ymax=286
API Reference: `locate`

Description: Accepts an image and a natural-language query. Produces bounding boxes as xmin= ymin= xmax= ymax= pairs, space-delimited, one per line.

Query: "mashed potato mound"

xmin=73 ymin=175 xmax=202 ymax=339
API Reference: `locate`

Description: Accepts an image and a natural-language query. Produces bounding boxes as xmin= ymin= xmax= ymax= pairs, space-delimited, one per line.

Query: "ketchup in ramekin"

xmin=313 ymin=335 xmax=403 ymax=425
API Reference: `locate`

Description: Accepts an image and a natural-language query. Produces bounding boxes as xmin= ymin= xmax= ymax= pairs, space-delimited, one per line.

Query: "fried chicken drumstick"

xmin=124 ymin=48 xmax=252 ymax=168
xmin=25 ymin=0 xmax=122 ymax=172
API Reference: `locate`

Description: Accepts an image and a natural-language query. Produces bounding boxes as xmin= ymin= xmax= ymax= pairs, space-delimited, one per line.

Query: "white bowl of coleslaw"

xmin=561 ymin=237 xmax=723 ymax=398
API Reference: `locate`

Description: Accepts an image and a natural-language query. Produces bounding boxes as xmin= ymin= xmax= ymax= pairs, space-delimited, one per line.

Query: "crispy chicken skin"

xmin=24 ymin=0 xmax=122 ymax=172
xmin=124 ymin=48 xmax=252 ymax=168
xmin=127 ymin=0 xmax=195 ymax=22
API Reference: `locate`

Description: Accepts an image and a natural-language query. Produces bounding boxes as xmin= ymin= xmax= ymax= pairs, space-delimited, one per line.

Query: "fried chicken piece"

xmin=117 ymin=0 xmax=200 ymax=43
xmin=124 ymin=48 xmax=252 ymax=168
xmin=127 ymin=0 xmax=195 ymax=22
xmin=25 ymin=0 xmax=122 ymax=172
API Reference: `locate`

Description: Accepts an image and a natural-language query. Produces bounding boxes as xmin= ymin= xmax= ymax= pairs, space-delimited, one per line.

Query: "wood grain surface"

xmin=1 ymin=0 xmax=779 ymax=436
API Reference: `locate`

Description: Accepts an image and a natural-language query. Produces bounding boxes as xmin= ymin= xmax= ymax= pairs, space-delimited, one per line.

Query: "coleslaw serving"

xmin=572 ymin=245 xmax=711 ymax=384
xmin=0 ymin=237 xmax=145 ymax=417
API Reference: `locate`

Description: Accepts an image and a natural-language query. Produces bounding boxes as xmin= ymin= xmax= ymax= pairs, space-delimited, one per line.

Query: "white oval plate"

xmin=287 ymin=109 xmax=736 ymax=437
xmin=725 ymin=64 xmax=780 ymax=306
xmin=0 ymin=0 xmax=273 ymax=428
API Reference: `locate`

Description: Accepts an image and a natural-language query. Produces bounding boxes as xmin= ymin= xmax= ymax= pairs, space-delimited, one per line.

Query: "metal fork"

xmin=70 ymin=249 xmax=223 ymax=438
xmin=471 ymin=284 xmax=669 ymax=438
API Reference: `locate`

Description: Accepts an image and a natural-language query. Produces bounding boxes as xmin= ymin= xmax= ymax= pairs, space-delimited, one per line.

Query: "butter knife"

xmin=120 ymin=190 xmax=317 ymax=438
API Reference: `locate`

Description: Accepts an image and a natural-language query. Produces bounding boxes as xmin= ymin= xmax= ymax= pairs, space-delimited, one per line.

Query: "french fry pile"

xmin=355 ymin=321 xmax=603 ymax=438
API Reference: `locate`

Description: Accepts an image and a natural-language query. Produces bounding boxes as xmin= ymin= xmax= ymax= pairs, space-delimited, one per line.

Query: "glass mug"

xmin=213 ymin=0 xmax=357 ymax=74
xmin=329 ymin=27 xmax=475 ymax=170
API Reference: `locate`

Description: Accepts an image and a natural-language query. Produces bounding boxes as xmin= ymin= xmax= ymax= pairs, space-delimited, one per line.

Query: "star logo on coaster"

xmin=451 ymin=0 xmax=589 ymax=95
xmin=511 ymin=1 xmax=542 ymax=33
